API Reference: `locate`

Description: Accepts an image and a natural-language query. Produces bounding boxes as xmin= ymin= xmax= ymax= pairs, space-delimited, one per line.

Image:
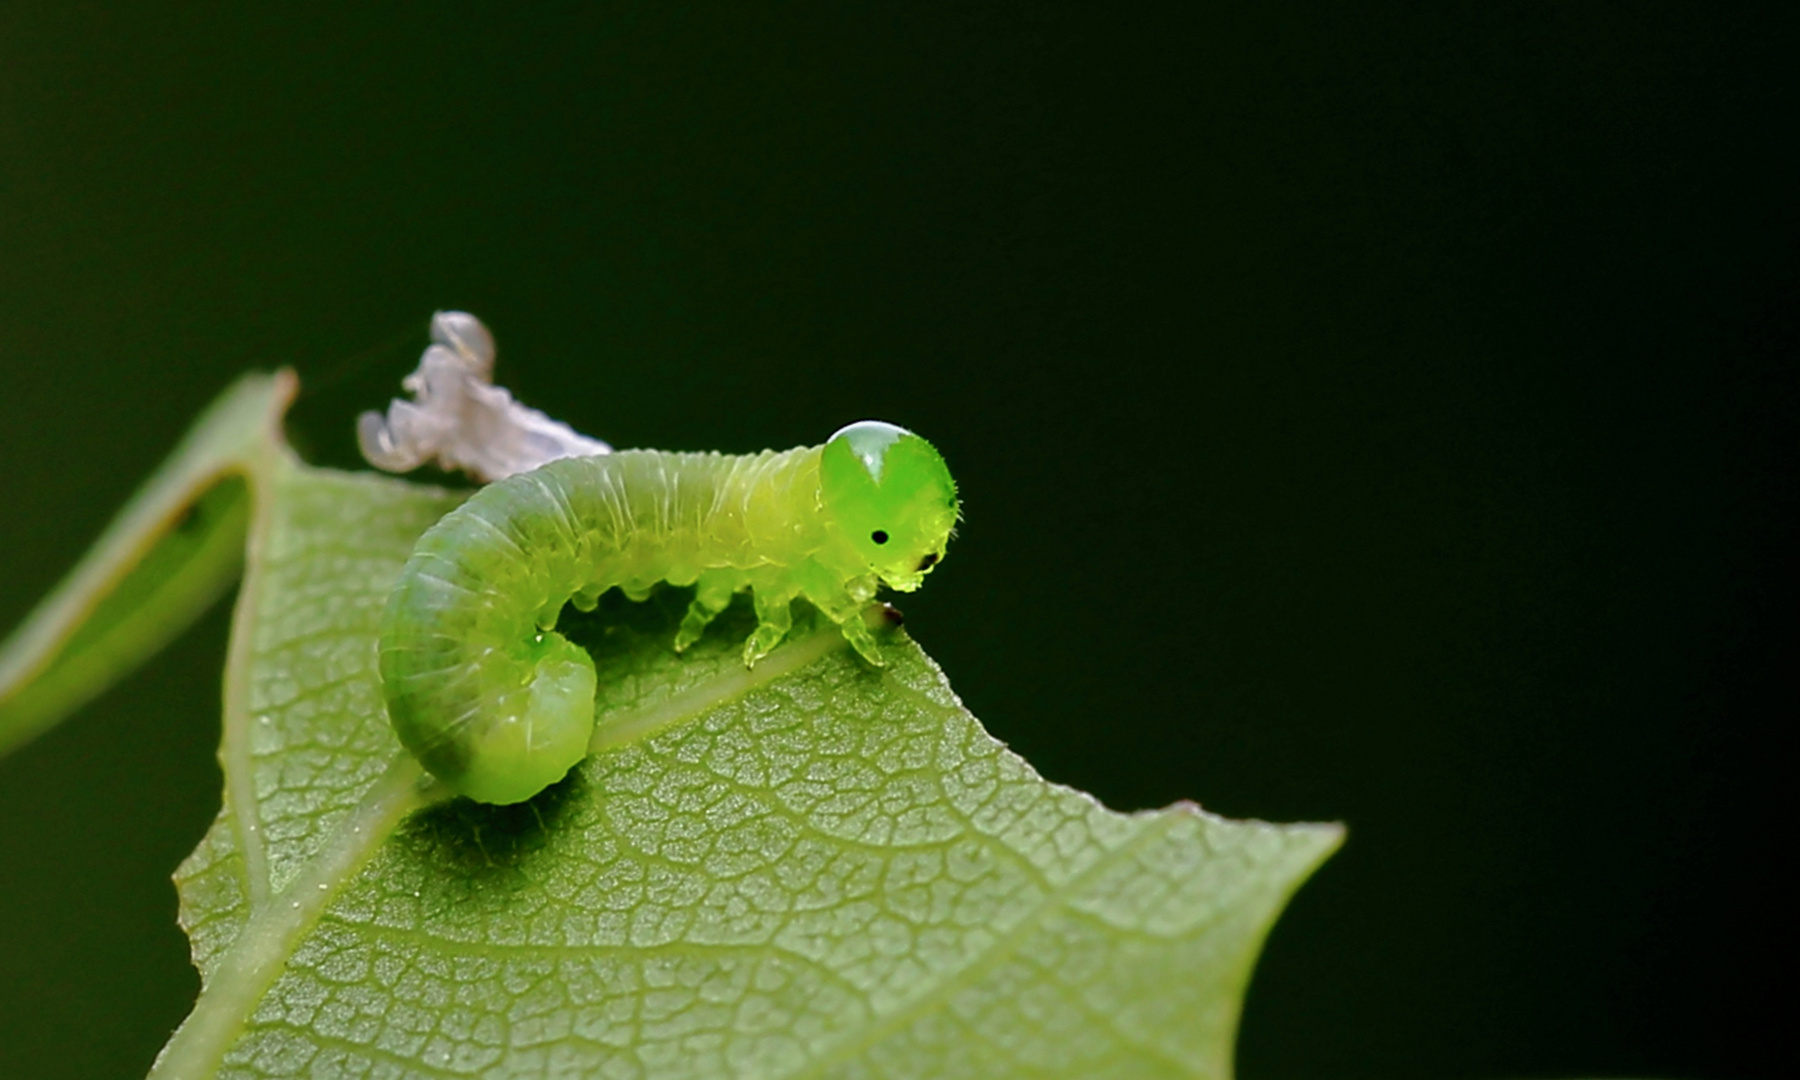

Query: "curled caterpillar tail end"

xmin=460 ymin=637 xmax=594 ymax=806
xmin=460 ymin=634 xmax=597 ymax=805
xmin=385 ymin=631 xmax=599 ymax=806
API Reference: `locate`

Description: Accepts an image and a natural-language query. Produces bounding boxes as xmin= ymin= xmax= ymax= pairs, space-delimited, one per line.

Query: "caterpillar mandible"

xmin=379 ymin=421 xmax=959 ymax=805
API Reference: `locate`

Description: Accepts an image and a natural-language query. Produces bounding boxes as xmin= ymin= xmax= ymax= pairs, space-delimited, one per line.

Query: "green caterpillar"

xmin=379 ymin=421 xmax=959 ymax=804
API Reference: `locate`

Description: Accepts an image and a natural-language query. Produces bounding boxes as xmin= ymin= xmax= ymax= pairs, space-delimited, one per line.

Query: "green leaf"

xmin=0 ymin=371 xmax=296 ymax=759
xmin=5 ymin=379 xmax=1341 ymax=1079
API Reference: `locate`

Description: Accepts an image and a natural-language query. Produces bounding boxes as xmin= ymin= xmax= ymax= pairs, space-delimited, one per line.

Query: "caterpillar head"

xmin=820 ymin=421 xmax=959 ymax=593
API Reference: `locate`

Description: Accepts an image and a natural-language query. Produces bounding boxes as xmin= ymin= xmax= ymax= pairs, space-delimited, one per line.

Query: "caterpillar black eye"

xmin=871 ymin=530 xmax=889 ymax=544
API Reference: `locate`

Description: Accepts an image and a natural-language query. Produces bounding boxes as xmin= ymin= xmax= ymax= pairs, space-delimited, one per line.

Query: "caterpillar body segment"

xmin=379 ymin=423 xmax=958 ymax=804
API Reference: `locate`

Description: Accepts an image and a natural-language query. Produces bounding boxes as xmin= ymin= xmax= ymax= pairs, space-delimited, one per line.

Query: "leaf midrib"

xmin=220 ymin=453 xmax=284 ymax=909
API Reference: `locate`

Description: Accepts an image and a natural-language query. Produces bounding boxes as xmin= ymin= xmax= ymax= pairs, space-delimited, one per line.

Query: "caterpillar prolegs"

xmin=378 ymin=421 xmax=959 ymax=804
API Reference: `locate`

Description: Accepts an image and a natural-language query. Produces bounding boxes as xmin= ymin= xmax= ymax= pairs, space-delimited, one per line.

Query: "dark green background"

xmin=1 ymin=4 xmax=1792 ymax=1078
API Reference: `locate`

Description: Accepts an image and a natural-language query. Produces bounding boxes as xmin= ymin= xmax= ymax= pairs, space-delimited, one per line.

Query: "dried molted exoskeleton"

xmin=357 ymin=311 xmax=611 ymax=483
